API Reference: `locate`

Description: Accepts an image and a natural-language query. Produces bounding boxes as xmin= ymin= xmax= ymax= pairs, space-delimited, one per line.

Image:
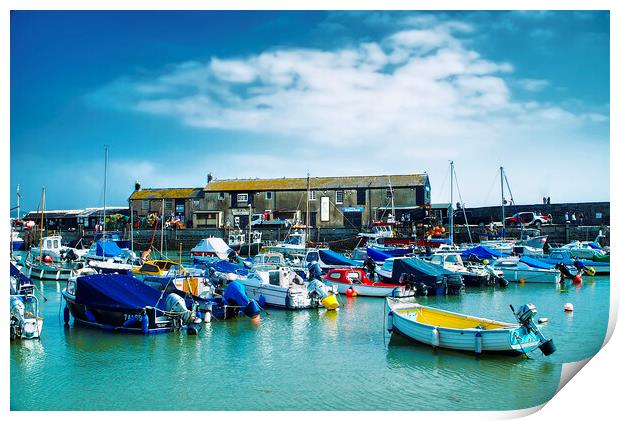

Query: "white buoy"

xmin=538 ymin=317 xmax=549 ymax=324
xmin=564 ymin=303 xmax=574 ymax=312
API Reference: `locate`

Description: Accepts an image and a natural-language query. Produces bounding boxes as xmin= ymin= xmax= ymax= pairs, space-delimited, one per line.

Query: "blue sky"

xmin=10 ymin=10 xmax=609 ymax=213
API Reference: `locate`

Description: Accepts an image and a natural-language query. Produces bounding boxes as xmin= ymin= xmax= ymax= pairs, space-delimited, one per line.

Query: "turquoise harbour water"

xmin=11 ymin=275 xmax=609 ymax=411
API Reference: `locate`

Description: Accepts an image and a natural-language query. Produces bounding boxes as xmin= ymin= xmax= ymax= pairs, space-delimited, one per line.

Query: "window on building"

xmin=309 ymin=190 xmax=316 ymax=201
xmin=165 ymin=200 xmax=173 ymax=211
xmin=265 ymin=191 xmax=273 ymax=200
xmin=218 ymin=192 xmax=225 ymax=201
xmin=357 ymin=189 xmax=366 ymax=205
xmin=237 ymin=193 xmax=249 ymax=202
xmin=142 ymin=200 xmax=149 ymax=211
xmin=336 ymin=190 xmax=344 ymax=204
xmin=386 ymin=189 xmax=393 ymax=199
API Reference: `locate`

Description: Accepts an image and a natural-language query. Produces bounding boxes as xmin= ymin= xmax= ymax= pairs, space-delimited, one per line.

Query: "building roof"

xmin=24 ymin=207 xmax=129 ymax=219
xmin=129 ymin=188 xmax=204 ymax=200
xmin=204 ymin=174 xmax=428 ymax=192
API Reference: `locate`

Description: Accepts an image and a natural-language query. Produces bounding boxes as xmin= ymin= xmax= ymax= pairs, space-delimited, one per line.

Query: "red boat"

xmin=321 ymin=268 xmax=407 ymax=297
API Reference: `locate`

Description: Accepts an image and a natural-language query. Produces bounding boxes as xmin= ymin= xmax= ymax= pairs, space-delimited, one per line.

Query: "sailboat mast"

xmin=449 ymin=161 xmax=454 ymax=245
xmin=39 ymin=187 xmax=45 ymax=264
xmin=16 ymin=184 xmax=20 ymax=220
xmin=306 ymin=172 xmax=310 ymax=244
xmin=500 ymin=166 xmax=505 ymax=239
xmin=248 ymin=203 xmax=252 ymax=258
xmin=103 ymin=145 xmax=108 ymax=237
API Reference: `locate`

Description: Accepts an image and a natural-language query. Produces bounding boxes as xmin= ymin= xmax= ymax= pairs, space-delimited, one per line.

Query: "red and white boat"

xmin=321 ymin=268 xmax=407 ymax=297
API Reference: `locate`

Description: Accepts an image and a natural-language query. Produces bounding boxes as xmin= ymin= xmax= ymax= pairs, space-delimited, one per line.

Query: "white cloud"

xmin=517 ymin=78 xmax=549 ymax=92
xmin=88 ymin=17 xmax=608 ymax=206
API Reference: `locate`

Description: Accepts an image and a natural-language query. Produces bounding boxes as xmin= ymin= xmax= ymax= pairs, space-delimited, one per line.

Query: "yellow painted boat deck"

xmin=397 ymin=307 xmax=511 ymax=330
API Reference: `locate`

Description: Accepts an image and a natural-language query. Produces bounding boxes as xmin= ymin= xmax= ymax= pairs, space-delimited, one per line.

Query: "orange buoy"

xmin=44 ymin=255 xmax=53 ymax=264
xmin=573 ymin=274 xmax=582 ymax=283
xmin=346 ymin=287 xmax=357 ymax=297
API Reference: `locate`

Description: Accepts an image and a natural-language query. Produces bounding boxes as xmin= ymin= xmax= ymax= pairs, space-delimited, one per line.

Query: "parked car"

xmin=504 ymin=212 xmax=551 ymax=228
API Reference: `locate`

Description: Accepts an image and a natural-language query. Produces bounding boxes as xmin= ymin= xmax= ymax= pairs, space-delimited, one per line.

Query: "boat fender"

xmin=346 ymin=287 xmax=357 ymax=297
xmin=258 ymin=295 xmax=267 ymax=308
xmin=321 ymin=294 xmax=340 ymax=311
xmin=431 ymin=327 xmax=440 ymax=347
xmin=142 ymin=313 xmax=149 ymax=334
xmin=474 ymin=331 xmax=483 ymax=355
xmin=386 ymin=311 xmax=393 ymax=332
xmin=63 ymin=306 xmax=70 ymax=325
xmin=573 ymin=274 xmax=582 ymax=284
xmin=196 ymin=310 xmax=203 ymax=321
xmin=564 ymin=303 xmax=574 ymax=312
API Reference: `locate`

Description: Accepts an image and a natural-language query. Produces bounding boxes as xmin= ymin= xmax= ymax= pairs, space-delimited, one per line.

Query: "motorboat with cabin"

xmin=427 ymin=253 xmax=494 ymax=287
xmin=492 ymin=257 xmax=561 ymax=284
xmin=377 ymin=257 xmax=465 ymax=296
xmin=238 ymin=266 xmax=339 ymax=310
xmin=321 ymin=268 xmax=408 ymax=297
xmin=267 ymin=229 xmax=307 ymax=254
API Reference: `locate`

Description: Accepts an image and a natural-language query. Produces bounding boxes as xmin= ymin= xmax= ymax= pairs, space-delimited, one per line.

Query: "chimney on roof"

xmin=207 ymin=173 xmax=213 ymax=183
xmin=134 ymin=180 xmax=141 ymax=191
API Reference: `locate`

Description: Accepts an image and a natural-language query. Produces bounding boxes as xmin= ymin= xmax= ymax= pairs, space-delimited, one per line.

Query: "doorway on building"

xmin=343 ymin=211 xmax=362 ymax=229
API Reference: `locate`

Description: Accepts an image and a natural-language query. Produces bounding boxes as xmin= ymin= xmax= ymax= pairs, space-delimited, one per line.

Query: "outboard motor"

xmin=556 ymin=263 xmax=576 ymax=281
xmin=307 ymin=279 xmax=339 ymax=311
xmin=164 ymin=293 xmax=201 ymax=334
xmin=445 ymin=274 xmax=465 ymax=295
xmin=413 ymin=281 xmax=428 ymax=297
xmin=512 ymin=303 xmax=556 ymax=356
xmin=485 ymin=265 xmax=508 ymax=287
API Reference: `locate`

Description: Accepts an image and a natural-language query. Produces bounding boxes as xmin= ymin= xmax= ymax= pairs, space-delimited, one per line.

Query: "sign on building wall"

xmin=320 ymin=196 xmax=330 ymax=222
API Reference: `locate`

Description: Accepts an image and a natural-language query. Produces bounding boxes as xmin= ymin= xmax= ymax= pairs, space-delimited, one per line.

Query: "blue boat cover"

xmin=319 ymin=249 xmax=360 ymax=266
xmin=588 ymin=242 xmax=602 ymax=250
xmin=207 ymin=260 xmax=250 ymax=276
xmin=95 ymin=240 xmax=123 ymax=257
xmin=390 ymin=257 xmax=455 ymax=285
xmin=460 ymin=246 xmax=502 ymax=260
xmin=75 ymin=274 xmax=166 ymax=312
xmin=519 ymin=256 xmax=555 ymax=270
xmin=223 ymin=281 xmax=251 ymax=306
xmin=10 ymin=263 xmax=33 ymax=287
xmin=367 ymin=247 xmax=411 ymax=262
xmin=366 ymin=248 xmax=393 ymax=262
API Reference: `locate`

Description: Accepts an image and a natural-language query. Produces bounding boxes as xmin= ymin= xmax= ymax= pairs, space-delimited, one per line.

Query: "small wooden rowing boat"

xmin=385 ymin=298 xmax=555 ymax=356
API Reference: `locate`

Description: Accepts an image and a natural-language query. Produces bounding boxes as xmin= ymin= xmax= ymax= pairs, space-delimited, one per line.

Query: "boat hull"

xmin=501 ymin=268 xmax=561 ymax=283
xmin=386 ymin=299 xmax=541 ymax=355
xmin=62 ymin=291 xmax=188 ymax=334
xmin=238 ymin=280 xmax=319 ymax=309
xmin=24 ymin=261 xmax=77 ymax=281
xmin=323 ymin=279 xmax=405 ymax=297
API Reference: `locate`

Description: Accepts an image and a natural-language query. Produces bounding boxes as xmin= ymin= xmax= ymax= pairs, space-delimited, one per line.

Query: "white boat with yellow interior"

xmin=385 ymin=298 xmax=555 ymax=356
